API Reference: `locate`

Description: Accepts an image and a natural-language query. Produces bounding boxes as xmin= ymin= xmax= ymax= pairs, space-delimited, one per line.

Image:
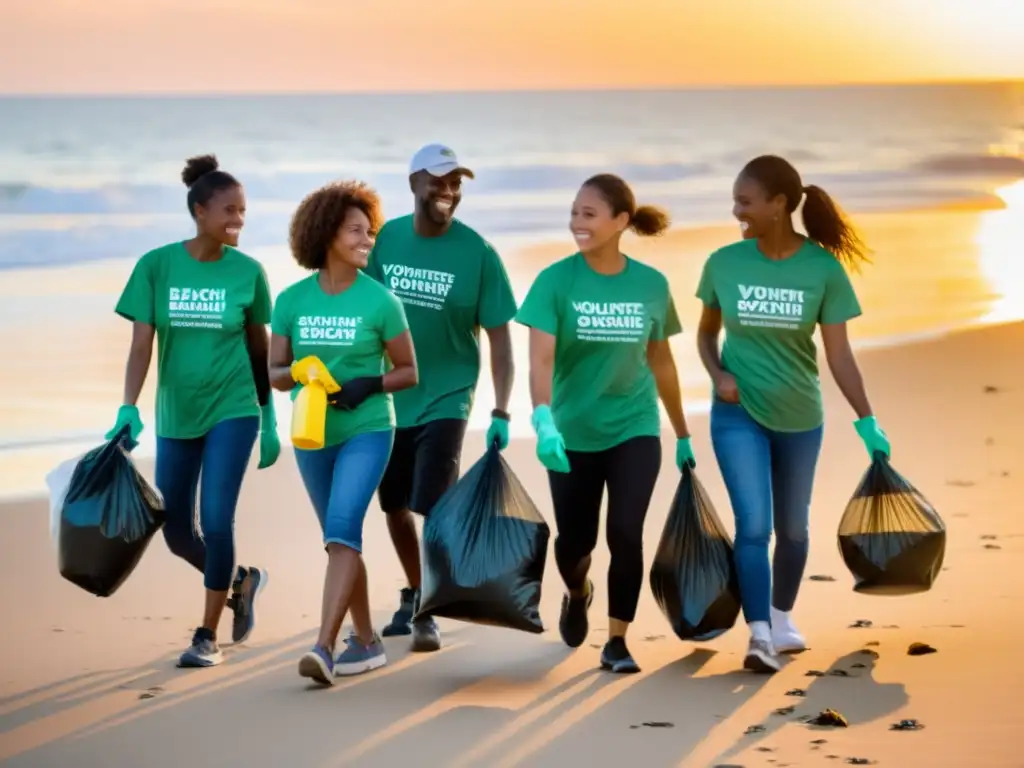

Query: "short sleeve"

xmin=652 ymin=287 xmax=683 ymax=341
xmin=380 ymin=289 xmax=409 ymax=342
xmin=695 ymin=256 xmax=720 ymax=309
xmin=248 ymin=263 xmax=273 ymax=325
xmin=363 ymin=245 xmax=384 ymax=284
xmin=115 ymin=251 xmax=158 ymax=324
xmin=477 ymin=242 xmax=518 ymax=329
xmin=515 ymin=268 xmax=559 ymax=335
xmin=819 ymin=263 xmax=862 ymax=325
xmin=270 ymin=286 xmax=294 ymax=337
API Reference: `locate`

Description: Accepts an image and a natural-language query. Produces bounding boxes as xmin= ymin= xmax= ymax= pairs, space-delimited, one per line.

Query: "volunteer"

xmin=696 ymin=154 xmax=891 ymax=674
xmin=109 ymin=154 xmax=279 ymax=668
xmin=269 ymin=180 xmax=418 ymax=686
xmin=517 ymin=173 xmax=695 ymax=674
xmin=363 ymin=144 xmax=517 ymax=653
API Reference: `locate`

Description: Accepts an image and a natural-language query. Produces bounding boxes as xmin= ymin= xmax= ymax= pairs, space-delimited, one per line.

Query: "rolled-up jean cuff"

xmin=324 ymin=537 xmax=362 ymax=553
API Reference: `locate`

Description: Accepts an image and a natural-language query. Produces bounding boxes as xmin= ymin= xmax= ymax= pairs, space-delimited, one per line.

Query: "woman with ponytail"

xmin=516 ymin=174 xmax=695 ymax=673
xmin=695 ymin=155 xmax=891 ymax=674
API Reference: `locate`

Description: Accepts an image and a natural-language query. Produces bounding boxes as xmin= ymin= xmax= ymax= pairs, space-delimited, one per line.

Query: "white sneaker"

xmin=770 ymin=606 xmax=807 ymax=654
xmin=743 ymin=636 xmax=780 ymax=674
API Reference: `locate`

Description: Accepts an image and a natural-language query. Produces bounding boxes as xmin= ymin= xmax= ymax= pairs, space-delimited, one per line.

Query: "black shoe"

xmin=600 ymin=636 xmax=640 ymax=674
xmin=381 ymin=587 xmax=416 ymax=637
xmin=227 ymin=566 xmax=268 ymax=645
xmin=558 ymin=580 xmax=593 ymax=648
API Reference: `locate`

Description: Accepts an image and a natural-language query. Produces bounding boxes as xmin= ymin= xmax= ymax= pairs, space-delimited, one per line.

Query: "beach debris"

xmin=945 ymin=480 xmax=975 ymax=487
xmin=984 ymin=544 xmax=1002 ymax=550
xmin=642 ymin=634 xmax=664 ymax=642
xmin=827 ymin=756 xmax=841 ymax=761
xmin=774 ymin=706 xmax=796 ymax=716
xmin=981 ymin=534 xmax=998 ymax=540
xmin=851 ymin=663 xmax=867 ymax=669
xmin=785 ymin=688 xmax=807 ymax=697
xmin=630 ymin=721 xmax=674 ymax=729
xmin=828 ymin=669 xmax=851 ymax=677
xmin=890 ymin=719 xmax=924 ymax=731
xmin=589 ymin=643 xmax=602 ymax=649
xmin=865 ymin=641 xmax=881 ymax=647
xmin=907 ymin=642 xmax=937 ymax=656
xmin=51 ymin=627 xmax=64 ymax=633
xmin=983 ymin=385 xmax=1000 ymax=393
xmin=809 ymin=709 xmax=849 ymax=727
xmin=859 ymin=647 xmax=880 ymax=657
xmin=846 ymin=759 xmax=874 ymax=765
xmin=712 ymin=764 xmax=745 ymax=768
xmin=806 ymin=669 xmax=826 ymax=677
xmin=755 ymin=746 xmax=776 ymax=752
xmin=849 ymin=619 xmax=873 ymax=629
xmin=811 ymin=739 xmax=828 ymax=745
xmin=809 ymin=574 xmax=836 ymax=582
xmin=744 ymin=724 xmax=766 ymax=735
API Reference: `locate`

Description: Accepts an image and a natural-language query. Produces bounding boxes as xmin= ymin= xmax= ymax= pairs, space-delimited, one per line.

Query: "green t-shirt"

xmin=363 ymin=215 xmax=518 ymax=427
xmin=515 ymin=253 xmax=682 ymax=453
xmin=696 ymin=238 xmax=862 ymax=432
xmin=271 ymin=271 xmax=409 ymax=447
xmin=115 ymin=242 xmax=272 ymax=440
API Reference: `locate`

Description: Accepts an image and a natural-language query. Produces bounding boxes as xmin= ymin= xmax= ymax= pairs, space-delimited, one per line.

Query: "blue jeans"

xmin=155 ymin=415 xmax=259 ymax=592
xmin=709 ymin=400 xmax=823 ymax=624
xmin=294 ymin=430 xmax=394 ymax=552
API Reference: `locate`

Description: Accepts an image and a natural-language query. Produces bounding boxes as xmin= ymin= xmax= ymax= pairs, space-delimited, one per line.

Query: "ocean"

xmin=1 ymin=83 xmax=1023 ymax=497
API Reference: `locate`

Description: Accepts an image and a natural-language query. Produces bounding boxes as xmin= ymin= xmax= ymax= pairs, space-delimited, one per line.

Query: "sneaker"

xmin=411 ymin=615 xmax=441 ymax=653
xmin=381 ymin=587 xmax=416 ymax=637
xmin=178 ymin=628 xmax=223 ymax=668
xmin=226 ymin=566 xmax=268 ymax=645
xmin=743 ymin=636 xmax=781 ymax=674
xmin=334 ymin=632 xmax=388 ymax=677
xmin=558 ymin=580 xmax=594 ymax=648
xmin=600 ymin=636 xmax=640 ymax=674
xmin=770 ymin=606 xmax=807 ymax=654
xmin=298 ymin=645 xmax=335 ymax=686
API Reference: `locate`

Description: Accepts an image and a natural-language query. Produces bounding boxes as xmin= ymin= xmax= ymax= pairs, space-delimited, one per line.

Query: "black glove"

xmin=326 ymin=376 xmax=384 ymax=411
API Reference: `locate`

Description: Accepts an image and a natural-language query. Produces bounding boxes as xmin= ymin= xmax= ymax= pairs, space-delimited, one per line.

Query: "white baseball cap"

xmin=408 ymin=143 xmax=475 ymax=179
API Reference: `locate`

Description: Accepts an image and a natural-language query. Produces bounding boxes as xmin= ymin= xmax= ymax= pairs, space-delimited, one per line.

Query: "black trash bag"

xmin=649 ymin=465 xmax=741 ymax=642
xmin=58 ymin=426 xmax=165 ymax=597
xmin=838 ymin=453 xmax=946 ymax=596
xmin=416 ymin=443 xmax=550 ymax=634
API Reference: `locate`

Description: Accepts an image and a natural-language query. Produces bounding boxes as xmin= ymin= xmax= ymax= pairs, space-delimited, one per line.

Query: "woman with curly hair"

xmin=269 ymin=180 xmax=418 ymax=685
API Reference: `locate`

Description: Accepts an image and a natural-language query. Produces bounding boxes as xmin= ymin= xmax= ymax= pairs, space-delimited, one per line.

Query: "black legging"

xmin=547 ymin=435 xmax=661 ymax=623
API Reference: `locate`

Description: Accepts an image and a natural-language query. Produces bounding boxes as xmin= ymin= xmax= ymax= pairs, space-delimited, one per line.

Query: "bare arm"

xmin=382 ymin=330 xmax=418 ymax=393
xmin=269 ymin=333 xmax=296 ymax=392
xmin=821 ymin=322 xmax=873 ymax=419
xmin=647 ymin=339 xmax=690 ymax=439
xmin=245 ymin=323 xmax=271 ymax=406
xmin=528 ymin=327 xmax=556 ymax=408
xmin=484 ymin=322 xmax=514 ymax=413
xmin=122 ymin=322 xmax=155 ymax=406
xmin=696 ymin=305 xmax=725 ymax=381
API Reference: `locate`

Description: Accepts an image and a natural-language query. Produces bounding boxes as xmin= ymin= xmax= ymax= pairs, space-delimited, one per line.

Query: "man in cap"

xmin=363 ymin=143 xmax=517 ymax=652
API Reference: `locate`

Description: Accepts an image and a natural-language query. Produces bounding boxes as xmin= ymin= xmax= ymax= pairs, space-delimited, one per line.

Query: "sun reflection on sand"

xmin=977 ymin=178 xmax=1024 ymax=323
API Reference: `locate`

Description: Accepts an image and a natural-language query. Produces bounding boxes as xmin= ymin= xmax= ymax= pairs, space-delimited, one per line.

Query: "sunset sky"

xmin=2 ymin=0 xmax=1022 ymax=94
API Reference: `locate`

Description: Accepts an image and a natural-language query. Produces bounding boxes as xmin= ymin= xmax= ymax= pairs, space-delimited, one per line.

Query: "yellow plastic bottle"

xmin=290 ymin=356 xmax=341 ymax=450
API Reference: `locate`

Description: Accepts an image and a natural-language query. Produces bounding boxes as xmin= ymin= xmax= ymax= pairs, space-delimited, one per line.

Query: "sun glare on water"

xmin=977 ymin=178 xmax=1024 ymax=323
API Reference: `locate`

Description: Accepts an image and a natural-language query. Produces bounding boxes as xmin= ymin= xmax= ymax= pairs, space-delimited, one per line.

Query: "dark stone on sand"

xmin=774 ymin=706 xmax=796 ymax=716
xmin=908 ymin=642 xmax=937 ymax=656
xmin=806 ymin=670 xmax=826 ymax=677
xmin=849 ymin=619 xmax=873 ymax=628
xmin=809 ymin=709 xmax=849 ymax=727
xmin=786 ymin=688 xmax=807 ymax=697
xmin=890 ymin=719 xmax=924 ymax=731
xmin=745 ymin=724 xmax=766 ymax=735
xmin=809 ymin=574 xmax=836 ymax=581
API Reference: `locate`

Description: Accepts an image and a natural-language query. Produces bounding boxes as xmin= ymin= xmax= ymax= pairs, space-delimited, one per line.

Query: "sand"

xmin=1 ymin=316 xmax=1023 ymax=767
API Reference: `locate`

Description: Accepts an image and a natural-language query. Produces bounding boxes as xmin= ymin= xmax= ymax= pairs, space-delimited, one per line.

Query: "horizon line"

xmin=2 ymin=76 xmax=1021 ymax=99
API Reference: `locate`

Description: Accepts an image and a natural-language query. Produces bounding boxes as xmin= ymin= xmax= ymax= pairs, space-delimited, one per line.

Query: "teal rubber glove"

xmin=258 ymin=403 xmax=281 ymax=470
xmin=105 ymin=404 xmax=144 ymax=450
xmin=486 ymin=413 xmax=510 ymax=451
xmin=676 ymin=436 xmax=696 ymax=470
xmin=854 ymin=415 xmax=891 ymax=460
xmin=531 ymin=405 xmax=570 ymax=473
